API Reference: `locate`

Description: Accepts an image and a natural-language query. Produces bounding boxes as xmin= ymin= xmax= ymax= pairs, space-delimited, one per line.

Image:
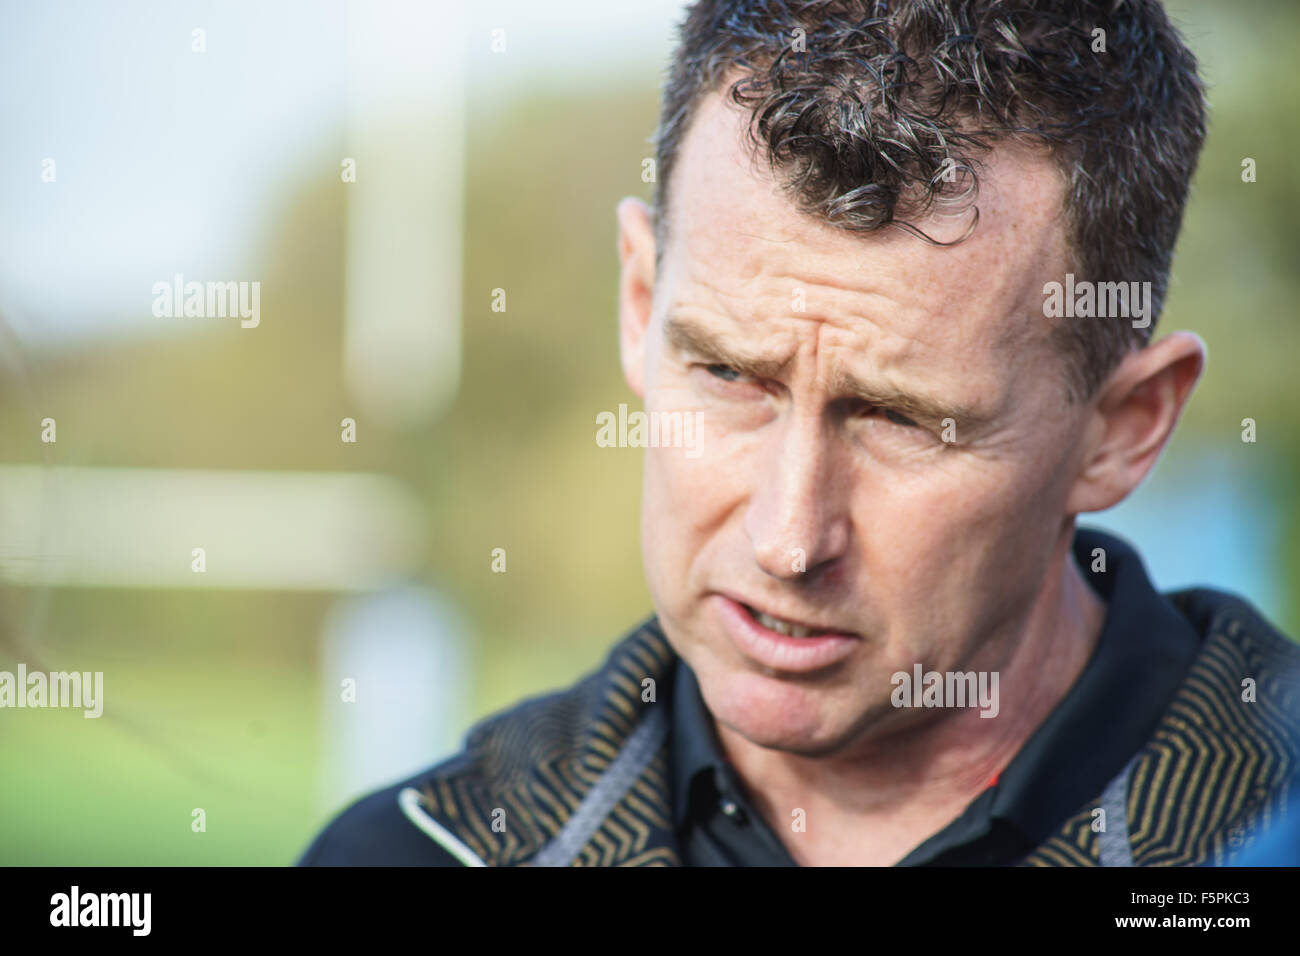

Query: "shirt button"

xmin=720 ymin=800 xmax=747 ymax=825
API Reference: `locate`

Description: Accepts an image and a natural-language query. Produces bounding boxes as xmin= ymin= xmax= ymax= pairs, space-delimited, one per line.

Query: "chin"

xmin=703 ymin=667 xmax=856 ymax=755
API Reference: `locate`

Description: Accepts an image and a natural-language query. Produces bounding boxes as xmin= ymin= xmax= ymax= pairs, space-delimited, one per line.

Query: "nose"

xmin=742 ymin=410 xmax=850 ymax=580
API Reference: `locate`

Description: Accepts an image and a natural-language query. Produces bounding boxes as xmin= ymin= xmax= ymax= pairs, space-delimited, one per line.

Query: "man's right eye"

xmin=706 ymin=364 xmax=742 ymax=382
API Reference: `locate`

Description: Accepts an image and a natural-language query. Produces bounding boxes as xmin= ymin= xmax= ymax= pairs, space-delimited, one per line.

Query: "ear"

xmin=616 ymin=197 xmax=656 ymax=399
xmin=1065 ymin=331 xmax=1206 ymax=515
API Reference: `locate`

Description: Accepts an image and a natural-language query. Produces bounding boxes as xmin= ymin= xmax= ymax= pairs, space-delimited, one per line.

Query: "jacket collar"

xmin=406 ymin=617 xmax=683 ymax=866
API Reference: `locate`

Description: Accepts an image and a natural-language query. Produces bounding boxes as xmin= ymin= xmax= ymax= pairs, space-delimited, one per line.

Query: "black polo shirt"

xmin=668 ymin=526 xmax=1202 ymax=866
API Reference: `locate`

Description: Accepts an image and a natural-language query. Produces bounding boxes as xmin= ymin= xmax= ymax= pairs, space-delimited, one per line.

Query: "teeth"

xmin=752 ymin=608 xmax=815 ymax=638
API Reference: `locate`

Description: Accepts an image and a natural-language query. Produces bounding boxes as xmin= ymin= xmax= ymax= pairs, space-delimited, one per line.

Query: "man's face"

xmin=625 ymin=92 xmax=1094 ymax=757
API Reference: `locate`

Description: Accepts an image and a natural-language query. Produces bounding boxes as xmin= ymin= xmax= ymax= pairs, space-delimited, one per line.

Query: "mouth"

xmin=737 ymin=601 xmax=852 ymax=639
xmin=714 ymin=594 xmax=861 ymax=673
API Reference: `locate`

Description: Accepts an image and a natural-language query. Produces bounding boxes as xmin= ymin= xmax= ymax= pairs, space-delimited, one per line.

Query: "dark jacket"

xmin=299 ymin=588 xmax=1300 ymax=867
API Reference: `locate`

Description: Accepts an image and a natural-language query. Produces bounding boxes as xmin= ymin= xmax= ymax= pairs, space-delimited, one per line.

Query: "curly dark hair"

xmin=652 ymin=0 xmax=1208 ymax=400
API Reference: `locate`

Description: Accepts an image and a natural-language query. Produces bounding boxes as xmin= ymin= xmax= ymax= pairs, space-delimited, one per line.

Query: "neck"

xmin=715 ymin=528 xmax=1107 ymax=866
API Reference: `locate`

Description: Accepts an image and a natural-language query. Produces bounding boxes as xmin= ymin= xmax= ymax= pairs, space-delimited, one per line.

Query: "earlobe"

xmin=616 ymin=197 xmax=656 ymax=399
xmin=1065 ymin=331 xmax=1206 ymax=515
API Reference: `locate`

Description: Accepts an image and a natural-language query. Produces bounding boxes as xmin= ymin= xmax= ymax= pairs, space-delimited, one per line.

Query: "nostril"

xmin=752 ymin=542 xmax=813 ymax=580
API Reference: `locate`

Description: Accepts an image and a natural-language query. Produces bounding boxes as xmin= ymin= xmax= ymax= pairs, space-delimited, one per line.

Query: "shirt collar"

xmin=669 ymin=526 xmax=1202 ymax=844
xmin=671 ymin=652 xmax=726 ymax=829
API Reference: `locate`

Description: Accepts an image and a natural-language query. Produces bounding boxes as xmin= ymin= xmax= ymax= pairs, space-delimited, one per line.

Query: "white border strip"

xmin=398 ymin=787 xmax=488 ymax=867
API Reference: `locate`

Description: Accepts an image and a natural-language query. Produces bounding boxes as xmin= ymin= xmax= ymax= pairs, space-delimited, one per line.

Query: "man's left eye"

xmin=706 ymin=364 xmax=743 ymax=382
xmin=882 ymin=408 xmax=919 ymax=428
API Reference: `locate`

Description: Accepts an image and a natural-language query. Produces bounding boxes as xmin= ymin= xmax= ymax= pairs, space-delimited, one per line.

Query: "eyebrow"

xmin=665 ymin=314 xmax=794 ymax=380
xmin=663 ymin=314 xmax=983 ymax=432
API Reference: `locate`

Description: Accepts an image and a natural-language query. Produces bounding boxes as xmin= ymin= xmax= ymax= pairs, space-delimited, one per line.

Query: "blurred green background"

xmin=1 ymin=0 xmax=1297 ymax=864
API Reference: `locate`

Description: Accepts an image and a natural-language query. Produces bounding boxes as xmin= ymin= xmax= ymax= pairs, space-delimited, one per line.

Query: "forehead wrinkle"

xmin=667 ymin=259 xmax=989 ymax=410
xmin=681 ymin=208 xmax=992 ymax=372
xmin=678 ymin=223 xmax=930 ymax=354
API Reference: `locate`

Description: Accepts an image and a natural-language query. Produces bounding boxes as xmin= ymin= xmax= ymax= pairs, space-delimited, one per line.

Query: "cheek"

xmin=639 ymin=410 xmax=760 ymax=609
xmin=852 ymin=450 xmax=1067 ymax=624
xmin=642 ymin=437 xmax=740 ymax=552
xmin=644 ymin=373 xmax=758 ymax=518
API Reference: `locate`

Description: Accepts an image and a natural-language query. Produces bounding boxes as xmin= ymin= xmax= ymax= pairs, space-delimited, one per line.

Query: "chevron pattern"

xmin=410 ymin=591 xmax=1300 ymax=867
xmin=411 ymin=619 xmax=682 ymax=866
xmin=1021 ymin=591 xmax=1300 ymax=866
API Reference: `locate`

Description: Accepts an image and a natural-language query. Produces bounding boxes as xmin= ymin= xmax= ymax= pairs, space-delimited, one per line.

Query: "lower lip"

xmin=715 ymin=595 xmax=860 ymax=672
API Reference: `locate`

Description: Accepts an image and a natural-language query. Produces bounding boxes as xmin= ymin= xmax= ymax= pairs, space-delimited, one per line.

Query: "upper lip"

xmin=718 ymin=591 xmax=859 ymax=636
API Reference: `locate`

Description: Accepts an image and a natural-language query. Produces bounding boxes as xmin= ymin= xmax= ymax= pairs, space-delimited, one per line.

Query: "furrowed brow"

xmin=664 ymin=314 xmax=982 ymax=433
xmin=664 ymin=315 xmax=792 ymax=379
